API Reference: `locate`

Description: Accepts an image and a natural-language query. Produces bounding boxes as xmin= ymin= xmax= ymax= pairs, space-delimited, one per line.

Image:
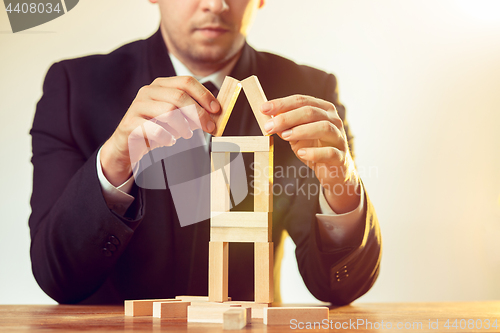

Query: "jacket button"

xmin=335 ymin=266 xmax=349 ymax=282
xmin=108 ymin=235 xmax=120 ymax=245
xmin=106 ymin=242 xmax=116 ymax=252
xmin=103 ymin=248 xmax=112 ymax=257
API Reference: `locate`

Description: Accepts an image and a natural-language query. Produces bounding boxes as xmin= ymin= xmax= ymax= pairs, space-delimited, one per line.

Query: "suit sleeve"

xmin=285 ymin=73 xmax=382 ymax=305
xmin=29 ymin=62 xmax=145 ymax=304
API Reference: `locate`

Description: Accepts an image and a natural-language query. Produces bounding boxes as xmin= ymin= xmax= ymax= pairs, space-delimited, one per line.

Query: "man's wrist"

xmin=322 ymin=179 xmax=361 ymax=214
xmin=100 ymin=139 xmax=133 ymax=187
xmin=96 ymin=146 xmax=135 ymax=215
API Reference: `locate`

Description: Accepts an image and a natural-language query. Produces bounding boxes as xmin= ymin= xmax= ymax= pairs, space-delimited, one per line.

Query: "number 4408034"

xmin=444 ymin=319 xmax=498 ymax=330
xmin=6 ymin=2 xmax=61 ymax=14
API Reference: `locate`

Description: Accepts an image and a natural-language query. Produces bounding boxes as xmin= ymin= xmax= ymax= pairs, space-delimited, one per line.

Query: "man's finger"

xmin=136 ymin=89 xmax=215 ymax=133
xmin=260 ymin=94 xmax=336 ymax=116
xmin=296 ymin=146 xmax=344 ymax=164
xmin=142 ymin=120 xmax=177 ymax=148
xmin=264 ymin=106 xmax=331 ymax=134
xmin=151 ymin=76 xmax=220 ymax=114
xmin=154 ymin=109 xmax=193 ymax=140
xmin=128 ymin=119 xmax=176 ymax=167
xmin=280 ymin=121 xmax=346 ymax=150
xmin=179 ymin=104 xmax=203 ymax=130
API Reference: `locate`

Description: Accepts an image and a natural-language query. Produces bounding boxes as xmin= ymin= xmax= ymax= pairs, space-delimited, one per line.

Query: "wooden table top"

xmin=0 ymin=302 xmax=499 ymax=332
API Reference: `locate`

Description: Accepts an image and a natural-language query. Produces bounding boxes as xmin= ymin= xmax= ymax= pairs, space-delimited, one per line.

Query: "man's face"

xmin=155 ymin=0 xmax=264 ymax=66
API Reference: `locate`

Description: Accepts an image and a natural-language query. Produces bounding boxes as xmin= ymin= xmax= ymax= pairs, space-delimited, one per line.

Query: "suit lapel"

xmin=146 ymin=28 xmax=176 ymax=80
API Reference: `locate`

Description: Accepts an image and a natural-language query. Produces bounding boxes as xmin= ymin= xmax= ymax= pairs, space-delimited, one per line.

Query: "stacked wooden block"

xmin=209 ymin=135 xmax=274 ymax=304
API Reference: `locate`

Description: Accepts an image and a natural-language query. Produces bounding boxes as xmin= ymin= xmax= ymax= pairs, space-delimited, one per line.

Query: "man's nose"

xmin=202 ymin=0 xmax=229 ymax=14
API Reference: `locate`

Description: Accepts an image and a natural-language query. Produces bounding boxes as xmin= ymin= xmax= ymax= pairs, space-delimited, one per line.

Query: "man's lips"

xmin=195 ymin=26 xmax=230 ymax=38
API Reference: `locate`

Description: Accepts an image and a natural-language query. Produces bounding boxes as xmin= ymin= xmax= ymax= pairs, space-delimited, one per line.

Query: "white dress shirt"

xmin=96 ymin=53 xmax=366 ymax=248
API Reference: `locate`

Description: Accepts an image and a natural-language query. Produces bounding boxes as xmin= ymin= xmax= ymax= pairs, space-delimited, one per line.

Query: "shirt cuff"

xmin=96 ymin=146 xmax=135 ymax=216
xmin=315 ymin=183 xmax=365 ymax=249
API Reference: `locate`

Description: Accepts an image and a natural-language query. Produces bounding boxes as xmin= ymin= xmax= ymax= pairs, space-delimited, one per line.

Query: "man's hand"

xmin=100 ymin=76 xmax=220 ymax=187
xmin=261 ymin=95 xmax=360 ymax=214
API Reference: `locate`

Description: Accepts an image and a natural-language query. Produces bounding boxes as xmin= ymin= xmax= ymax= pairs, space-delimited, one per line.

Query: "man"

xmin=29 ymin=0 xmax=381 ymax=305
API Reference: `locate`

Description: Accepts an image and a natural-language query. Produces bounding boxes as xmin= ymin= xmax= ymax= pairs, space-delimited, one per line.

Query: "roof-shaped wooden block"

xmin=240 ymin=75 xmax=272 ymax=136
xmin=211 ymin=75 xmax=272 ymax=137
xmin=210 ymin=76 xmax=242 ymax=137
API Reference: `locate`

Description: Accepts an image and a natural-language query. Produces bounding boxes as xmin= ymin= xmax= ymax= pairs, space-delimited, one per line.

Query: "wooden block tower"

xmin=209 ymin=136 xmax=273 ymax=303
xmin=125 ymin=76 xmax=333 ymax=326
xmin=208 ymin=75 xmax=274 ymax=304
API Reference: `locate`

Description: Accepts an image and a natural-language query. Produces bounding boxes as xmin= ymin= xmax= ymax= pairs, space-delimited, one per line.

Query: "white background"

xmin=0 ymin=0 xmax=499 ymax=304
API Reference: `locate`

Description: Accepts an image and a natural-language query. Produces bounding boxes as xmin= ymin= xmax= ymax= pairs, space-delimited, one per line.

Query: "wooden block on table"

xmin=263 ymin=307 xmax=329 ymax=325
xmin=255 ymin=242 xmax=274 ymax=303
xmin=243 ymin=307 xmax=251 ymax=324
xmin=240 ymin=76 xmax=272 ymax=136
xmin=253 ymin=138 xmax=273 ymax=212
xmin=223 ymin=308 xmax=248 ymax=330
xmin=212 ymin=136 xmax=271 ymax=152
xmin=211 ymin=152 xmax=231 ymax=212
xmin=211 ymin=224 xmax=272 ymax=243
xmin=190 ymin=302 xmax=239 ymax=308
xmin=224 ymin=301 xmax=270 ymax=319
xmin=152 ymin=301 xmax=190 ymax=319
xmin=211 ymin=76 xmax=242 ymax=137
xmin=211 ymin=212 xmax=271 ymax=228
xmin=124 ymin=299 xmax=179 ymax=316
xmin=208 ymin=241 xmax=229 ymax=302
xmin=187 ymin=304 xmax=242 ymax=323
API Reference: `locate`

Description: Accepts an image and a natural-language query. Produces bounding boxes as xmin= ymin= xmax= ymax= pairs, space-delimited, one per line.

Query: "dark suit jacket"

xmin=29 ymin=29 xmax=381 ymax=305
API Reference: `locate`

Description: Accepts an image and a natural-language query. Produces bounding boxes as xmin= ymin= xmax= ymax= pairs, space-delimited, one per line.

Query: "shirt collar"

xmin=168 ymin=53 xmax=233 ymax=90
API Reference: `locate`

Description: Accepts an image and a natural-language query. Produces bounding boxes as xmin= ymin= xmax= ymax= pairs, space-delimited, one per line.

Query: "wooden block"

xmin=190 ymin=302 xmax=240 ymax=308
xmin=211 ymin=212 xmax=271 ymax=228
xmin=211 ymin=76 xmax=242 ymax=137
xmin=212 ymin=136 xmax=271 ymax=152
xmin=225 ymin=301 xmax=270 ymax=319
xmin=263 ymin=307 xmax=329 ymax=325
xmin=240 ymin=76 xmax=272 ymax=136
xmin=223 ymin=308 xmax=247 ymax=330
xmin=211 ymin=225 xmax=271 ymax=243
xmin=255 ymin=242 xmax=274 ymax=303
xmin=211 ymin=152 xmax=231 ymax=212
xmin=208 ymin=241 xmax=229 ymax=302
xmin=253 ymin=137 xmax=273 ymax=212
xmin=152 ymin=301 xmax=190 ymax=319
xmin=124 ymin=299 xmax=179 ymax=316
xmin=243 ymin=307 xmax=251 ymax=324
xmin=211 ymin=211 xmax=272 ymax=242
xmin=187 ymin=304 xmax=241 ymax=323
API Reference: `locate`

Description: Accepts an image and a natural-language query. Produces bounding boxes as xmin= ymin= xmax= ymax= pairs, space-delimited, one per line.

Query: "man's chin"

xmin=188 ymin=44 xmax=240 ymax=65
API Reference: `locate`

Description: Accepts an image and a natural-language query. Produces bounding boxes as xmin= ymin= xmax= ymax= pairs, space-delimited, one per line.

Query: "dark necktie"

xmin=202 ymin=81 xmax=219 ymax=98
